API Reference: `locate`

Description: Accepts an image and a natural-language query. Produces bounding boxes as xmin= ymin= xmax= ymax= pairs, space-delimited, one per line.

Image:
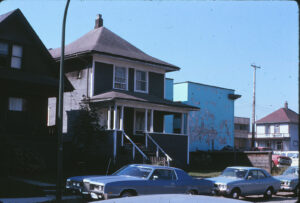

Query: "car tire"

xmin=121 ymin=191 xmax=134 ymax=198
xmin=263 ymin=187 xmax=273 ymax=199
xmin=230 ymin=188 xmax=240 ymax=199
xmin=187 ymin=190 xmax=198 ymax=195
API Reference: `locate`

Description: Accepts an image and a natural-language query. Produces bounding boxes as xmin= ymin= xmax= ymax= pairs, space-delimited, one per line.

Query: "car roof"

xmin=227 ymin=166 xmax=263 ymax=170
xmin=128 ymin=164 xmax=179 ymax=170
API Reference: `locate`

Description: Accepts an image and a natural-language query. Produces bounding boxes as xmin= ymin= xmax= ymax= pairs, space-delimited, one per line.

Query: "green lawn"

xmin=188 ymin=170 xmax=222 ymax=178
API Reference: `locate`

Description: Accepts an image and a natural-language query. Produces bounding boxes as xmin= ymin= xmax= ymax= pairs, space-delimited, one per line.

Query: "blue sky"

xmin=0 ymin=1 xmax=298 ymax=120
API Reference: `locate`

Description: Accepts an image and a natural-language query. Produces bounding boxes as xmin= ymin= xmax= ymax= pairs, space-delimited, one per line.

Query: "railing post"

xmin=107 ymin=105 xmax=111 ymax=130
xmin=133 ymin=146 xmax=135 ymax=160
xmin=121 ymin=131 xmax=124 ymax=146
xmin=145 ymin=133 xmax=148 ymax=148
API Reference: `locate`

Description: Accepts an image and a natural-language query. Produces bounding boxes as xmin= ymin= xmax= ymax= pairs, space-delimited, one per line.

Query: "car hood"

xmin=274 ymin=175 xmax=298 ymax=181
xmin=85 ymin=175 xmax=144 ymax=185
xmin=206 ymin=176 xmax=244 ymax=184
xmin=68 ymin=175 xmax=101 ymax=182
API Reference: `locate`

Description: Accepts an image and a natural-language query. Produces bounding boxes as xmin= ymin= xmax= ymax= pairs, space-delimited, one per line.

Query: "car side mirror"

xmin=247 ymin=176 xmax=253 ymax=180
xmin=152 ymin=175 xmax=158 ymax=180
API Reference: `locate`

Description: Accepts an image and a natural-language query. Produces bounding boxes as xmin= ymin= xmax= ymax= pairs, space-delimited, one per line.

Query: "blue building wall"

xmin=173 ymin=81 xmax=236 ymax=151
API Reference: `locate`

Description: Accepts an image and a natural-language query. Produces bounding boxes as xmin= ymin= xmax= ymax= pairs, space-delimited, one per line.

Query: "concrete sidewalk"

xmin=0 ymin=195 xmax=82 ymax=203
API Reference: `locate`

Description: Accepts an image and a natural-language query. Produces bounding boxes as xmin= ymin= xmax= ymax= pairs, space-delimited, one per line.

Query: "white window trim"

xmin=134 ymin=69 xmax=148 ymax=93
xmin=113 ymin=65 xmax=128 ymax=91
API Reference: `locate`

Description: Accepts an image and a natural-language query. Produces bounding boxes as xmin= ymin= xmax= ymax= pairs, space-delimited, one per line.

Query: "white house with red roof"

xmin=254 ymin=102 xmax=299 ymax=151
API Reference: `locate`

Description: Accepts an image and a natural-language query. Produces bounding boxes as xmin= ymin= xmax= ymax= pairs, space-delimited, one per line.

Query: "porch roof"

xmin=89 ymin=90 xmax=199 ymax=111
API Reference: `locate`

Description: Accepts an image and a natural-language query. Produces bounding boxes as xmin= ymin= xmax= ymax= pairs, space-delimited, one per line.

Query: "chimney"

xmin=94 ymin=14 xmax=103 ymax=29
xmin=284 ymin=101 xmax=288 ymax=109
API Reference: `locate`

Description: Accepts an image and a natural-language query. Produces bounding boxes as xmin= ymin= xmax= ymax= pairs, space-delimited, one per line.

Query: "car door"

xmin=244 ymin=170 xmax=260 ymax=195
xmin=147 ymin=169 xmax=177 ymax=194
xmin=256 ymin=169 xmax=269 ymax=193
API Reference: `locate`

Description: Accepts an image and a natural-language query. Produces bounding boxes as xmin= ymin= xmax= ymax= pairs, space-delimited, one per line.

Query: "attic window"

xmin=11 ymin=45 xmax=23 ymax=69
xmin=113 ymin=66 xmax=127 ymax=90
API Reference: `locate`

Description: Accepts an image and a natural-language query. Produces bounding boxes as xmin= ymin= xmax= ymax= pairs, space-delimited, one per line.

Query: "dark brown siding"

xmin=149 ymin=72 xmax=164 ymax=98
xmin=128 ymin=68 xmax=134 ymax=92
xmin=94 ymin=62 xmax=113 ymax=95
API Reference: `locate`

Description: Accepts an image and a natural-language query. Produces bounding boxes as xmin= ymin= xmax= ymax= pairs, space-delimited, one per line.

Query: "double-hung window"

xmin=0 ymin=42 xmax=23 ymax=69
xmin=8 ymin=97 xmax=25 ymax=112
xmin=11 ymin=45 xmax=23 ymax=69
xmin=114 ymin=66 xmax=127 ymax=90
xmin=135 ymin=70 xmax=148 ymax=93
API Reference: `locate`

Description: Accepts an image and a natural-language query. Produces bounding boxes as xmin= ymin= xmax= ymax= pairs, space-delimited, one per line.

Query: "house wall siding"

xmin=149 ymin=72 xmax=164 ymax=98
xmin=289 ymin=123 xmax=299 ymax=150
xmin=94 ymin=62 xmax=113 ymax=95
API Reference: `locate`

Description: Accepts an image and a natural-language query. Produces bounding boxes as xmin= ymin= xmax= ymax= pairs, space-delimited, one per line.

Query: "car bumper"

xmin=65 ymin=186 xmax=83 ymax=195
xmin=212 ymin=188 xmax=231 ymax=196
xmin=89 ymin=191 xmax=118 ymax=200
xmin=280 ymin=186 xmax=294 ymax=192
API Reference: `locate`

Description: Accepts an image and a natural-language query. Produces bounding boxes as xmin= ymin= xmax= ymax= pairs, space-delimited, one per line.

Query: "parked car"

xmin=207 ymin=166 xmax=281 ymax=199
xmin=274 ymin=151 xmax=299 ymax=166
xmin=254 ymin=147 xmax=292 ymax=168
xmin=275 ymin=166 xmax=299 ymax=196
xmin=82 ymin=164 xmax=213 ymax=200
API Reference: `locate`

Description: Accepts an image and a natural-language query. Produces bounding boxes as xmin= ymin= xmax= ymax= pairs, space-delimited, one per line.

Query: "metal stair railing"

xmin=145 ymin=133 xmax=173 ymax=166
xmin=121 ymin=131 xmax=148 ymax=161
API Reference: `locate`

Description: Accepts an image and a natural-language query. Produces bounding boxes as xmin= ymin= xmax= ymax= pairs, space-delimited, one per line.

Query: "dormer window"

xmin=113 ymin=66 xmax=127 ymax=90
xmin=11 ymin=45 xmax=23 ymax=69
xmin=135 ymin=70 xmax=148 ymax=93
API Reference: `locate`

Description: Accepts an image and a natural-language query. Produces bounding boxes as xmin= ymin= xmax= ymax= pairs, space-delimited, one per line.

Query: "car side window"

xmin=151 ymin=169 xmax=176 ymax=181
xmin=247 ymin=170 xmax=258 ymax=180
xmin=257 ymin=170 xmax=267 ymax=179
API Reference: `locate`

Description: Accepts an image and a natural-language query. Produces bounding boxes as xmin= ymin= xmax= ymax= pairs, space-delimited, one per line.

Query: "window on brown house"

xmin=8 ymin=97 xmax=26 ymax=111
xmin=11 ymin=45 xmax=23 ymax=69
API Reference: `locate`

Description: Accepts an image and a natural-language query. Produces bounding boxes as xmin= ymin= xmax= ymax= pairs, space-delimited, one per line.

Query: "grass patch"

xmin=188 ymin=170 xmax=221 ymax=178
xmin=0 ymin=177 xmax=45 ymax=198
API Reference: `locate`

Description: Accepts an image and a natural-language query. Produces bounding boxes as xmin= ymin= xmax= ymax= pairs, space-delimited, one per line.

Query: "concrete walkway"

xmin=0 ymin=195 xmax=81 ymax=203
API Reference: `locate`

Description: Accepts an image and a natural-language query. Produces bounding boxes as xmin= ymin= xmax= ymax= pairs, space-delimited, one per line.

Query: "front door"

xmin=146 ymin=169 xmax=177 ymax=194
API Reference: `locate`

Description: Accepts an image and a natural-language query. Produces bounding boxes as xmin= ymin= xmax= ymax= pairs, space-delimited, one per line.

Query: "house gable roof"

xmin=0 ymin=9 xmax=73 ymax=91
xmin=256 ymin=107 xmax=299 ymax=124
xmin=49 ymin=26 xmax=180 ymax=72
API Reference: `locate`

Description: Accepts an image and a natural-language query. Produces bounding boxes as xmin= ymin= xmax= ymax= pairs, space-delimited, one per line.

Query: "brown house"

xmin=0 ymin=9 xmax=73 ymax=137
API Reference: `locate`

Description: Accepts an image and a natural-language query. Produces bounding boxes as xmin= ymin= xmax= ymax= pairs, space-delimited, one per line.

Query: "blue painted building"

xmin=165 ymin=81 xmax=240 ymax=151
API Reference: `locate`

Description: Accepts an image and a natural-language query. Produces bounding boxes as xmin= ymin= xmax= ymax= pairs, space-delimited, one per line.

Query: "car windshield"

xmin=283 ymin=167 xmax=299 ymax=176
xmin=113 ymin=166 xmax=152 ymax=178
xmin=287 ymin=153 xmax=298 ymax=158
xmin=220 ymin=168 xmax=248 ymax=178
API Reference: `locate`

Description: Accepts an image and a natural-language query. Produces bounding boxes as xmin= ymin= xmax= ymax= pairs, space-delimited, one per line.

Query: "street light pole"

xmin=57 ymin=0 xmax=70 ymax=201
xmin=251 ymin=64 xmax=260 ymax=149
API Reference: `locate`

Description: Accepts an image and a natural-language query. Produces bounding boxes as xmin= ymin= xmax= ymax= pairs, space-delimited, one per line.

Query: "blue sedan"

xmin=207 ymin=166 xmax=280 ymax=200
xmin=82 ymin=164 xmax=213 ymax=200
xmin=275 ymin=166 xmax=299 ymax=195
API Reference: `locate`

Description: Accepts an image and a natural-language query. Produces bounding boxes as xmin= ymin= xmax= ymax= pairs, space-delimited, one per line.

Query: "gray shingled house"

xmin=48 ymin=14 xmax=198 ymax=167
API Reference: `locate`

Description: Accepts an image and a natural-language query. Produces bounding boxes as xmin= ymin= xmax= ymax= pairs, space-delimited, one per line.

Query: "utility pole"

xmin=57 ymin=0 xmax=70 ymax=202
xmin=251 ymin=64 xmax=260 ymax=149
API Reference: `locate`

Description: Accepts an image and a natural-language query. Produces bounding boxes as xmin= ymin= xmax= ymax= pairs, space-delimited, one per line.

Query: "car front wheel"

xmin=187 ymin=190 xmax=198 ymax=195
xmin=264 ymin=187 xmax=273 ymax=199
xmin=293 ymin=185 xmax=299 ymax=196
xmin=121 ymin=191 xmax=134 ymax=198
xmin=230 ymin=189 xmax=240 ymax=199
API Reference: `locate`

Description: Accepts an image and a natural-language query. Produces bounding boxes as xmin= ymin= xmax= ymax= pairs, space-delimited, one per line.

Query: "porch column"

xmin=145 ymin=109 xmax=148 ymax=148
xmin=144 ymin=109 xmax=148 ymax=132
xmin=113 ymin=105 xmax=118 ymax=162
xmin=181 ymin=113 xmax=184 ymax=134
xmin=107 ymin=105 xmax=111 ymax=130
xmin=120 ymin=106 xmax=124 ymax=131
xmin=150 ymin=109 xmax=154 ymax=133
xmin=186 ymin=113 xmax=190 ymax=165
xmin=113 ymin=105 xmax=117 ymax=130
